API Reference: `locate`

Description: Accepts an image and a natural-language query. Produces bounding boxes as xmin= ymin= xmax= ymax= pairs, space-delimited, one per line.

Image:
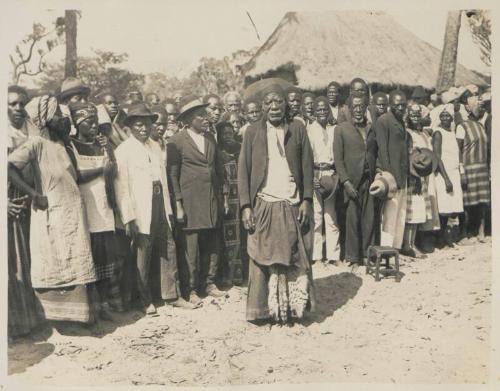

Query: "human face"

xmin=390 ymin=94 xmax=407 ymax=121
xmin=226 ymin=96 xmax=241 ymax=113
xmin=439 ymin=111 xmax=453 ymax=129
xmin=229 ymin=114 xmax=242 ymax=133
xmin=189 ymin=108 xmax=210 ymax=133
xmin=130 ymin=117 xmax=152 ymax=143
xmin=8 ymin=92 xmax=27 ymax=127
xmin=303 ymin=96 xmax=314 ymax=115
xmin=165 ymin=103 xmax=179 ymax=124
xmin=68 ymin=93 xmax=88 ymax=105
xmin=350 ymin=97 xmax=367 ymax=124
xmin=375 ymin=96 xmax=388 ymax=115
xmin=222 ymin=125 xmax=235 ymax=145
xmin=315 ymin=101 xmax=329 ymax=126
xmin=206 ymin=97 xmax=222 ymax=124
xmin=245 ymin=102 xmax=261 ymax=123
xmin=103 ymin=94 xmax=118 ymax=118
xmin=327 ymin=86 xmax=339 ymax=106
xmin=351 ymin=81 xmax=367 ymax=95
xmin=407 ymin=107 xmax=422 ymax=129
xmin=173 ymin=93 xmax=182 ymax=105
xmin=77 ymin=116 xmax=99 ymax=143
xmin=148 ymin=94 xmax=160 ymax=106
xmin=47 ymin=107 xmax=71 ymax=141
xmin=151 ymin=113 xmax=167 ymax=141
xmin=287 ymin=92 xmax=301 ymax=116
xmin=263 ymin=92 xmax=285 ymax=125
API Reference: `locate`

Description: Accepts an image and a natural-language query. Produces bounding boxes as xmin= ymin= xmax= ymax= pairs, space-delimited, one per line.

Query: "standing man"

xmin=164 ymin=98 xmax=180 ymax=140
xmin=326 ymin=81 xmax=341 ymax=125
xmin=307 ymin=96 xmax=340 ymax=266
xmin=203 ymin=94 xmax=223 ymax=142
xmin=369 ymin=92 xmax=388 ymax=124
xmin=238 ymin=83 xmax=314 ymax=325
xmin=337 ymin=78 xmax=373 ymax=125
xmin=168 ymin=97 xmax=228 ymax=305
xmin=285 ymin=87 xmax=305 ymax=124
xmin=114 ymin=103 xmax=193 ymax=314
xmin=373 ymin=90 xmax=409 ymax=249
xmin=334 ymin=92 xmax=377 ymax=269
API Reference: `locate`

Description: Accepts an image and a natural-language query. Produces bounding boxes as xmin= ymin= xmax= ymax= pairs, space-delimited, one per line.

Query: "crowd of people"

xmin=7 ymin=75 xmax=492 ymax=337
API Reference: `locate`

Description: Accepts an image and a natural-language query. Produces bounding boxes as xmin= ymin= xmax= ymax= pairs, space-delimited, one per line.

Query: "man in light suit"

xmin=114 ymin=103 xmax=196 ymax=314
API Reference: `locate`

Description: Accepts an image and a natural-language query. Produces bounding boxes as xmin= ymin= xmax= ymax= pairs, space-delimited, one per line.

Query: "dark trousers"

xmin=345 ymin=175 xmax=375 ymax=263
xmin=184 ymin=229 xmax=219 ymax=293
xmin=116 ymin=228 xmax=135 ymax=308
xmin=135 ymin=184 xmax=180 ymax=307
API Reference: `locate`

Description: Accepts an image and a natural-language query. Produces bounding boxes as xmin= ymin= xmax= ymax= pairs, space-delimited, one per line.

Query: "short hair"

xmin=223 ymin=91 xmax=241 ymax=105
xmin=313 ymin=96 xmax=330 ymax=111
xmin=202 ymin=93 xmax=220 ymax=104
xmin=327 ymin=81 xmax=341 ymax=90
xmin=243 ymin=97 xmax=261 ymax=110
xmin=372 ymin=91 xmax=388 ymax=103
xmin=285 ymin=86 xmax=302 ymax=97
xmin=389 ymin=90 xmax=407 ymax=104
xmin=350 ymin=78 xmax=368 ymax=90
xmin=347 ymin=91 xmax=368 ymax=108
xmin=8 ymin=85 xmax=29 ymax=98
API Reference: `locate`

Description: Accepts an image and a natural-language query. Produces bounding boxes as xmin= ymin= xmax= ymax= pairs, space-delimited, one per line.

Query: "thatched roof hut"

xmin=242 ymin=11 xmax=486 ymax=91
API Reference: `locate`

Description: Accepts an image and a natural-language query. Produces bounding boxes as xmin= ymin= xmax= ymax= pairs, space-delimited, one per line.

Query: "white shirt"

xmin=307 ymin=121 xmax=335 ymax=165
xmin=330 ymin=104 xmax=339 ymax=121
xmin=187 ymin=128 xmax=205 ymax=154
xmin=257 ymin=122 xmax=299 ymax=205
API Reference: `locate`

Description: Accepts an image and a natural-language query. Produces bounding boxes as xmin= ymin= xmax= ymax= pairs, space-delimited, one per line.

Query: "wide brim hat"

xmin=441 ymin=86 xmax=467 ymax=104
xmin=318 ymin=174 xmax=339 ymax=201
xmin=58 ymin=77 xmax=91 ymax=101
xmin=123 ymin=103 xmax=158 ymax=126
xmin=369 ymin=171 xmax=398 ymax=199
xmin=410 ymin=147 xmax=438 ymax=177
xmin=177 ymin=95 xmax=208 ymax=123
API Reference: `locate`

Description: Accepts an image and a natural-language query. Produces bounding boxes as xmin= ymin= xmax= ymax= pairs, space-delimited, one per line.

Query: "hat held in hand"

xmin=369 ymin=171 xmax=398 ymax=199
xmin=318 ymin=174 xmax=339 ymax=201
xmin=409 ymin=147 xmax=437 ymax=177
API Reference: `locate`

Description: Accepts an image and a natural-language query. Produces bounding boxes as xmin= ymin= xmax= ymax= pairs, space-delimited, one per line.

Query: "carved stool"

xmin=366 ymin=246 xmax=401 ymax=282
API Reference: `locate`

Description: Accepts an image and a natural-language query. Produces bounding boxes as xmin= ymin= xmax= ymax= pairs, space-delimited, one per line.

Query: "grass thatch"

xmin=242 ymin=11 xmax=487 ymax=90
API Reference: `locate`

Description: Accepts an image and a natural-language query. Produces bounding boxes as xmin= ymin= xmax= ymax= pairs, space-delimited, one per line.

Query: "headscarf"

xmin=440 ymin=104 xmax=454 ymax=116
xmin=25 ymin=95 xmax=58 ymax=130
xmin=70 ymin=102 xmax=98 ymax=126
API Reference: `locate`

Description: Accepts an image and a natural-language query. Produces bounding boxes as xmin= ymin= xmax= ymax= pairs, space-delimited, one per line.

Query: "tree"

xmin=64 ymin=10 xmax=79 ymax=77
xmin=9 ymin=17 xmax=65 ymax=84
xmin=465 ymin=10 xmax=491 ymax=67
xmin=436 ymin=10 xmax=462 ymax=92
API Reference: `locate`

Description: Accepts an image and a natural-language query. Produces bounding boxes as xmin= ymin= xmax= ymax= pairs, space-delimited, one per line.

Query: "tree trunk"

xmin=64 ymin=10 xmax=78 ymax=78
xmin=436 ymin=10 xmax=462 ymax=92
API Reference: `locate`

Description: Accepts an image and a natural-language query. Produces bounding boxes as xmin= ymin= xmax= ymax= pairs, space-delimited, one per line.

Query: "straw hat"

xmin=177 ymin=95 xmax=208 ymax=123
xmin=369 ymin=171 xmax=398 ymax=199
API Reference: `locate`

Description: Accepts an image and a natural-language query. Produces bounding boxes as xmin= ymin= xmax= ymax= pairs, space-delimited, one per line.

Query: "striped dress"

xmin=457 ymin=120 xmax=490 ymax=206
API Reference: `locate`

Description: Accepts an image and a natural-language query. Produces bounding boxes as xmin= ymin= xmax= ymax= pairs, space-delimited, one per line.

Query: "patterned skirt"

xmin=463 ymin=163 xmax=490 ymax=206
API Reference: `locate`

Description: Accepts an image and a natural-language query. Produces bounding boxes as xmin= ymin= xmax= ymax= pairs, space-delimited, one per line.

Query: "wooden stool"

xmin=366 ymin=246 xmax=401 ymax=282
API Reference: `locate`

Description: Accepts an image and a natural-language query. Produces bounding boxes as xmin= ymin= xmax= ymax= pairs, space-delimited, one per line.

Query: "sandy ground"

xmin=8 ymin=239 xmax=492 ymax=387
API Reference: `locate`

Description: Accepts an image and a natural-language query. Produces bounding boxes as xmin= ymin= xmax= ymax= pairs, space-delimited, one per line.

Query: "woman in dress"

xmin=8 ymin=95 xmax=99 ymax=325
xmin=432 ymin=104 xmax=464 ymax=247
xmin=455 ymin=96 xmax=490 ymax=243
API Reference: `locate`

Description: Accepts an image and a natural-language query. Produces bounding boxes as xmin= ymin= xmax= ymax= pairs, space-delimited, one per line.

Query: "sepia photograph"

xmin=1 ymin=0 xmax=497 ymax=389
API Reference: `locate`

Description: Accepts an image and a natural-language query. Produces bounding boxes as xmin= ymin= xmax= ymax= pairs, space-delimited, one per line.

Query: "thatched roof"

xmin=242 ymin=11 xmax=486 ymax=90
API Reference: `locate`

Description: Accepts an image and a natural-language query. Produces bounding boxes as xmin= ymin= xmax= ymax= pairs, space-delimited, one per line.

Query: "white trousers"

xmin=380 ymin=188 xmax=407 ymax=249
xmin=312 ymin=170 xmax=340 ymax=261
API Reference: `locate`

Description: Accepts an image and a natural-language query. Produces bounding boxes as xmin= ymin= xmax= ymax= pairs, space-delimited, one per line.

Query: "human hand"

xmin=241 ymin=207 xmax=256 ymax=233
xmin=96 ymin=134 xmax=108 ymax=148
xmin=176 ymin=202 xmax=186 ymax=224
xmin=344 ymin=180 xmax=358 ymax=200
xmin=32 ymin=193 xmax=48 ymax=211
xmin=8 ymin=195 xmax=29 ymax=218
xmin=298 ymin=199 xmax=313 ymax=228
xmin=460 ymin=174 xmax=468 ymax=190
xmin=445 ymin=178 xmax=453 ymax=194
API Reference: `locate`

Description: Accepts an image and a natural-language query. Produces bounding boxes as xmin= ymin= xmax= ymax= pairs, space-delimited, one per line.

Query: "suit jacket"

xmin=337 ymin=104 xmax=373 ymax=126
xmin=372 ymin=111 xmax=409 ymax=189
xmin=114 ymin=136 xmax=173 ymax=235
xmin=167 ymin=128 xmax=226 ymax=230
xmin=333 ymin=120 xmax=377 ymax=189
xmin=238 ymin=117 xmax=314 ymax=210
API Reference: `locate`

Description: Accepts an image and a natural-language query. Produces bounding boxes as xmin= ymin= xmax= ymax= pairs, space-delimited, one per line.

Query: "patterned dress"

xmin=456 ymin=120 xmax=490 ymax=206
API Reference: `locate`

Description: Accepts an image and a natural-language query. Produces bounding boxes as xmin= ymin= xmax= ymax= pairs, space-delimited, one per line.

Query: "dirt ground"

xmin=7 ymin=239 xmax=492 ymax=387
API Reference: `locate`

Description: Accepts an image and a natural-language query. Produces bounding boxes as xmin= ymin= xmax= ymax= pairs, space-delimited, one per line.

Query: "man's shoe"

xmin=400 ymin=247 xmax=416 ymax=258
xmin=206 ymin=284 xmax=228 ymax=298
xmin=189 ymin=292 xmax=203 ymax=306
xmin=167 ymin=297 xmax=200 ymax=309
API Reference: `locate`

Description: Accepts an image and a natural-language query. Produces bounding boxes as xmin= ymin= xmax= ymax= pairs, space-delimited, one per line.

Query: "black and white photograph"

xmin=1 ymin=0 xmax=498 ymax=389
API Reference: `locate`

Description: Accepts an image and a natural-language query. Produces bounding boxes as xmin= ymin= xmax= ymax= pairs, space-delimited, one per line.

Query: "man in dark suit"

xmin=238 ymin=83 xmax=314 ymax=325
xmin=337 ymin=78 xmax=373 ymax=125
xmin=168 ymin=97 xmax=228 ymax=305
xmin=334 ymin=92 xmax=377 ymax=270
xmin=373 ymin=90 xmax=409 ymax=250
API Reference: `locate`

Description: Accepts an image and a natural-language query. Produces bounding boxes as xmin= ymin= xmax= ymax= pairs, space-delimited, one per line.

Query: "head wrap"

xmin=313 ymin=96 xmax=330 ymax=111
xmin=25 ymin=95 xmax=58 ymax=130
xmin=70 ymin=102 xmax=98 ymax=126
xmin=439 ymin=104 xmax=454 ymax=116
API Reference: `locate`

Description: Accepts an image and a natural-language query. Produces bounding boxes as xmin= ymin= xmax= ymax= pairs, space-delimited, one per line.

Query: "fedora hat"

xmin=124 ymin=103 xmax=158 ymax=126
xmin=177 ymin=95 xmax=209 ymax=123
xmin=58 ymin=77 xmax=90 ymax=101
xmin=410 ymin=147 xmax=438 ymax=177
xmin=369 ymin=171 xmax=398 ymax=199
xmin=411 ymin=86 xmax=427 ymax=99
xmin=318 ymin=174 xmax=339 ymax=201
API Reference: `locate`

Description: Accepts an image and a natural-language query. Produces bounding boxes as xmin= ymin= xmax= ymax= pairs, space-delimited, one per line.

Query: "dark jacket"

xmin=167 ymin=129 xmax=226 ymax=230
xmin=238 ymin=117 xmax=314 ymax=210
xmin=372 ymin=111 xmax=409 ymax=189
xmin=333 ymin=120 xmax=377 ymax=189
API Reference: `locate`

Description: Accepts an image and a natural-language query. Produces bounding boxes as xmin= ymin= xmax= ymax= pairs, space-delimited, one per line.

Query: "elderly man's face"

xmin=226 ymin=95 xmax=241 ymax=113
xmin=314 ymin=101 xmax=329 ymax=126
xmin=103 ymin=94 xmax=119 ymax=118
xmin=390 ymin=94 xmax=407 ymax=121
xmin=190 ymin=108 xmax=210 ymax=133
xmin=206 ymin=97 xmax=222 ymax=124
xmin=287 ymin=92 xmax=302 ymax=116
xmin=245 ymin=102 xmax=261 ymax=123
xmin=263 ymin=92 xmax=286 ymax=125
xmin=130 ymin=117 xmax=153 ymax=143
xmin=327 ymin=86 xmax=339 ymax=106
xmin=229 ymin=113 xmax=243 ymax=133
xmin=8 ymin=92 xmax=28 ymax=127
xmin=375 ymin=96 xmax=388 ymax=115
xmin=350 ymin=97 xmax=367 ymax=124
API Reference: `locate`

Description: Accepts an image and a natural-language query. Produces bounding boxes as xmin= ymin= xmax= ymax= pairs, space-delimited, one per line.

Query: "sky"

xmin=3 ymin=1 xmax=490 ymax=86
